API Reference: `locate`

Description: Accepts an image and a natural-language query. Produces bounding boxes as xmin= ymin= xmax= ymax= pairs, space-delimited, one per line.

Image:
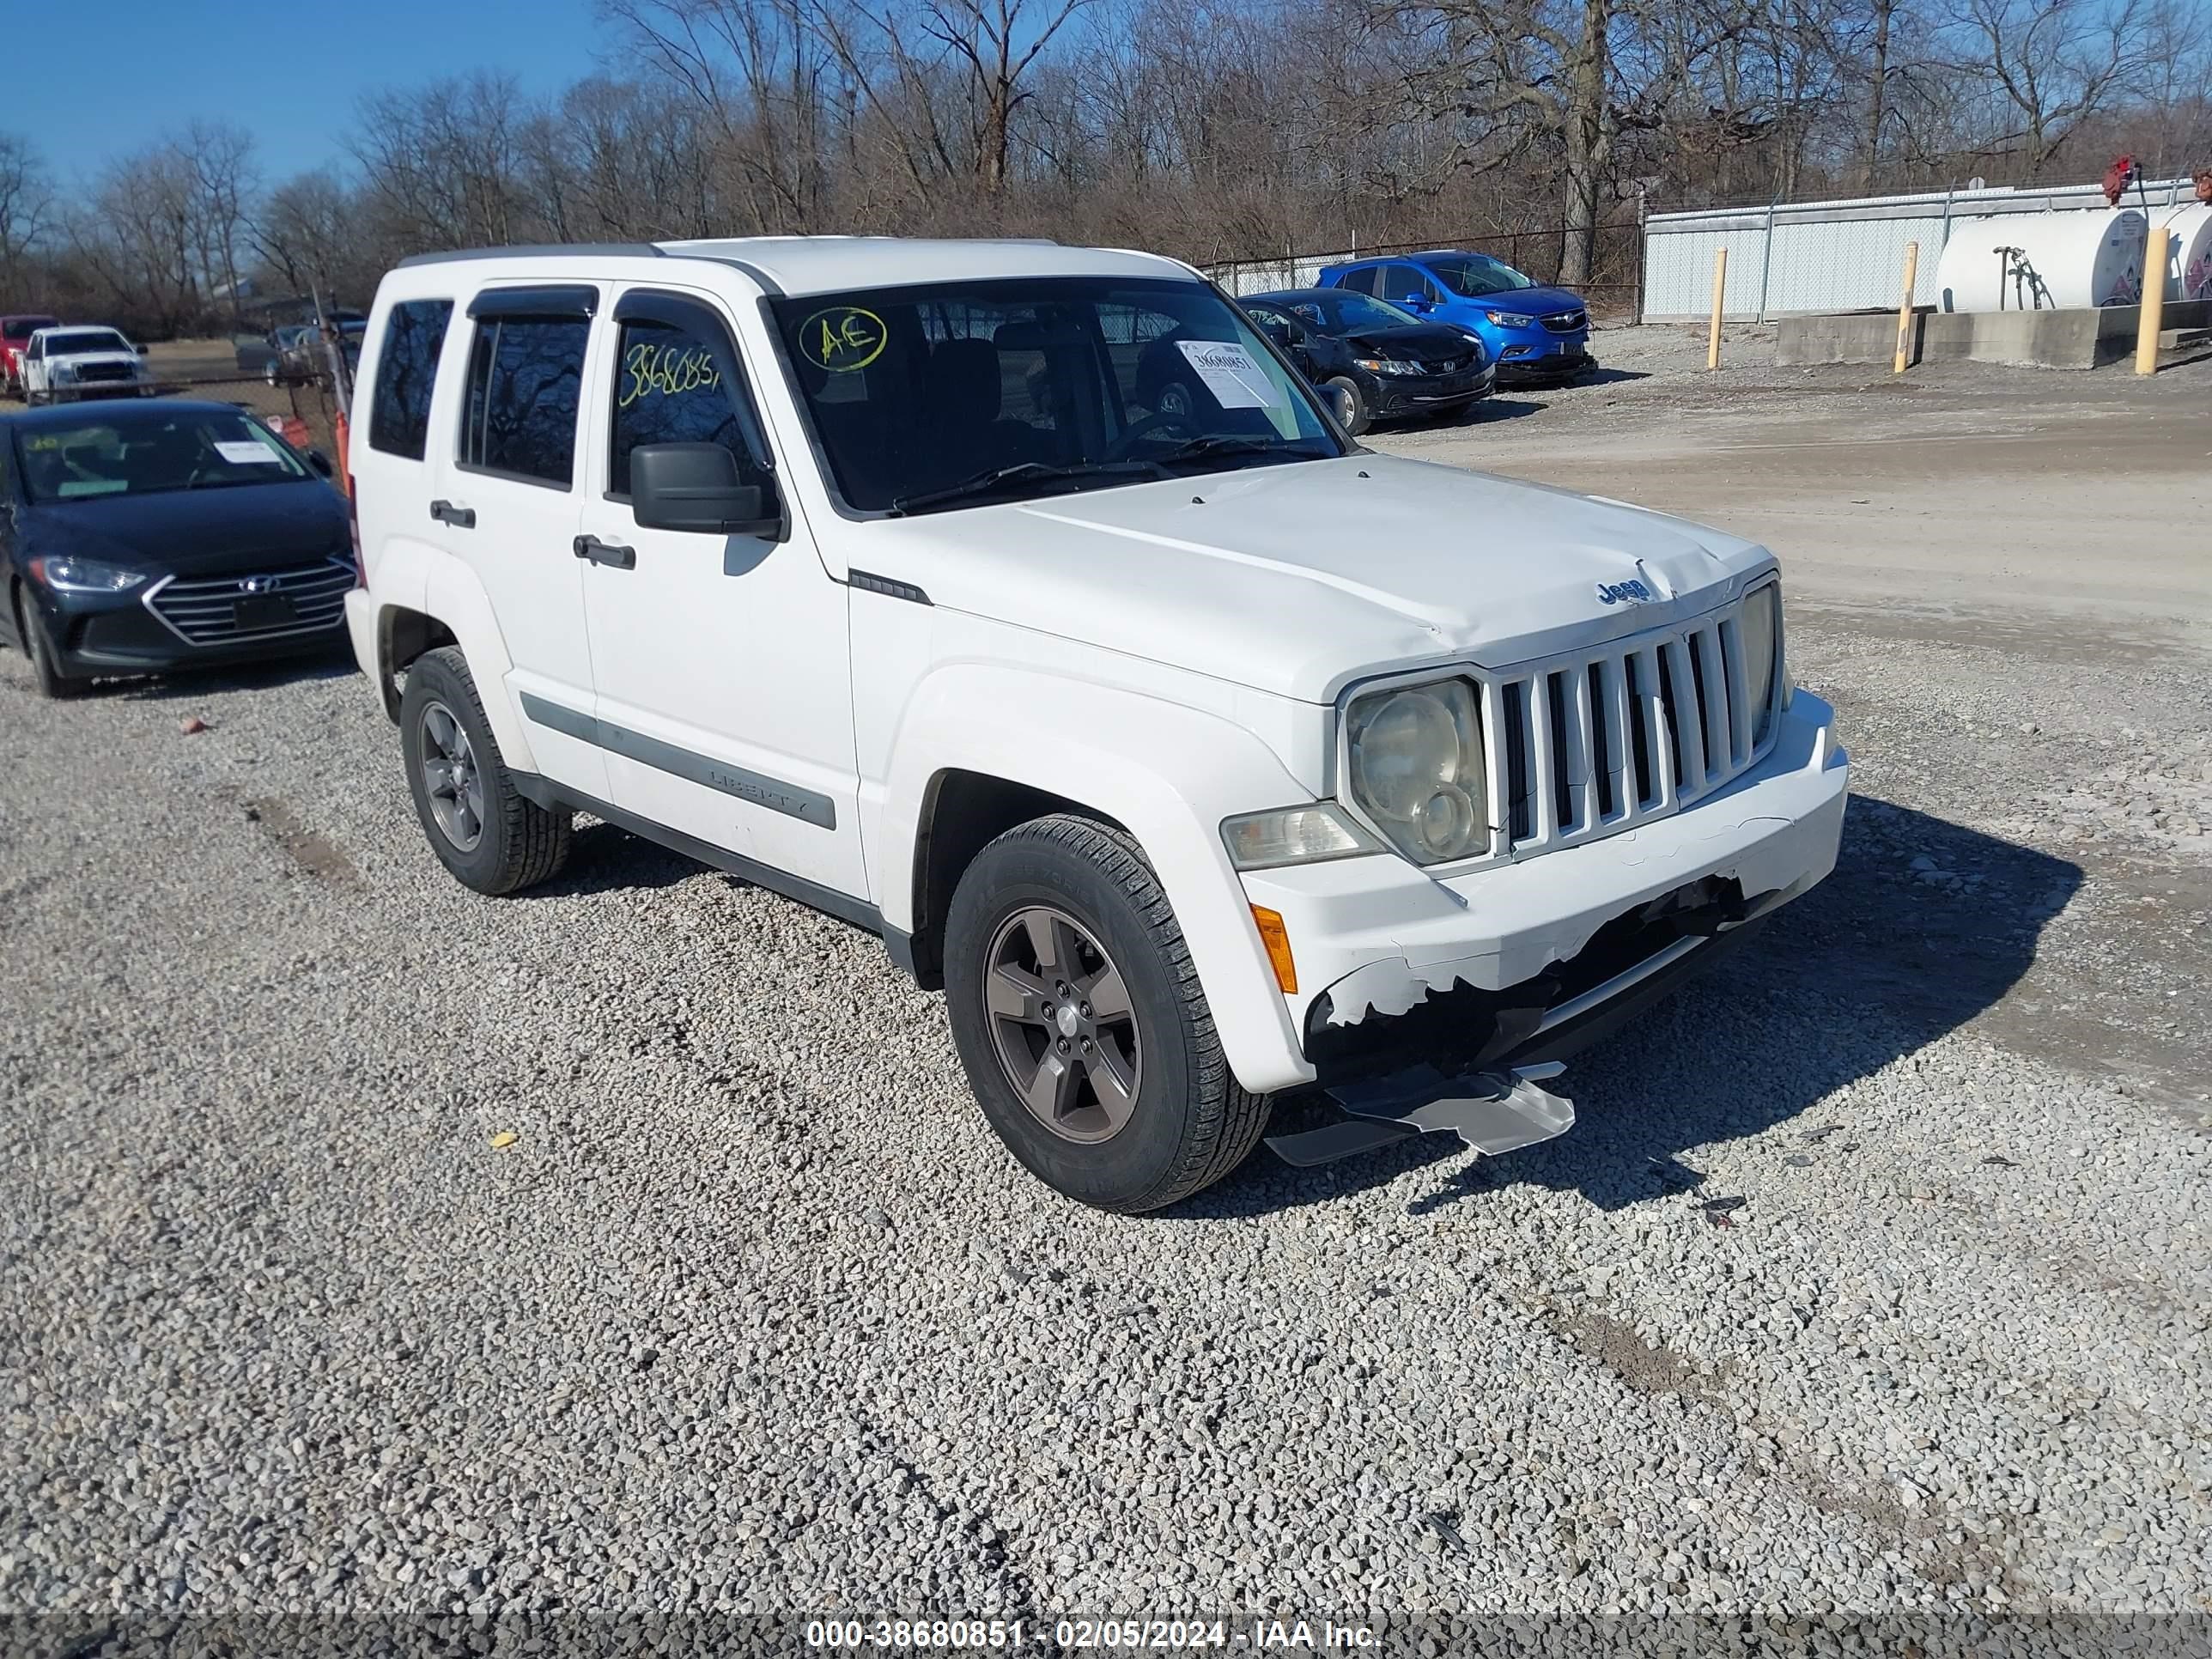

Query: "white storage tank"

xmin=1936 ymin=210 xmax=2148 ymax=312
xmin=2148 ymin=204 xmax=2212 ymax=301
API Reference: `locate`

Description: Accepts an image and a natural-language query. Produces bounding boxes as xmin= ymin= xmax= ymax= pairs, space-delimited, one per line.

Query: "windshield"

xmin=43 ymin=330 xmax=131 ymax=356
xmin=13 ymin=410 xmax=311 ymax=502
xmin=1424 ymin=256 xmax=1537 ymax=298
xmin=769 ymin=276 xmax=1340 ymax=515
xmin=1260 ymin=291 xmax=1425 ymax=335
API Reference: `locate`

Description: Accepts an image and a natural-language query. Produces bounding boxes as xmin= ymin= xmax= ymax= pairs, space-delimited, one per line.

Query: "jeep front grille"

xmin=1488 ymin=592 xmax=1777 ymax=856
xmin=143 ymin=558 xmax=354 ymax=647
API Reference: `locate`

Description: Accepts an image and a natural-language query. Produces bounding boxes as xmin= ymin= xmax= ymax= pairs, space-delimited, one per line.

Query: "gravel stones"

xmin=3 ymin=377 xmax=2209 ymax=1650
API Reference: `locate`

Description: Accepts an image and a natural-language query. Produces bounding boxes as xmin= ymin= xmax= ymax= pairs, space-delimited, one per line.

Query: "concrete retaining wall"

xmin=1776 ymin=298 xmax=2212 ymax=369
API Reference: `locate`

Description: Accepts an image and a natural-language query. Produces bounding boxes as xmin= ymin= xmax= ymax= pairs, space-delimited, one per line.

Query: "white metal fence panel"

xmin=1643 ymin=177 xmax=2199 ymax=320
xmin=1645 ymin=221 xmax=1778 ymax=321
xmin=1764 ymin=213 xmax=1943 ymax=313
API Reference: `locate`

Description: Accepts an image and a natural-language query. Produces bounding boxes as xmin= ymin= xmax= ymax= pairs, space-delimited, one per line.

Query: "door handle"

xmin=429 ymin=499 xmax=476 ymax=529
xmin=572 ymin=534 xmax=636 ymax=570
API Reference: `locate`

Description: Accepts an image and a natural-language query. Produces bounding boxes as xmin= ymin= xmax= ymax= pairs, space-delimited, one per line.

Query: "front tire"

xmin=15 ymin=587 xmax=85 ymax=699
xmin=944 ymin=815 xmax=1269 ymax=1212
xmin=1322 ymin=374 xmax=1371 ymax=437
xmin=399 ymin=646 xmax=571 ymax=895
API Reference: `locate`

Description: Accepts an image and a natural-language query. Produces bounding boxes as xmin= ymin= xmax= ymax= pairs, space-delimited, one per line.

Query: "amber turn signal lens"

xmin=1250 ymin=905 xmax=1297 ymax=995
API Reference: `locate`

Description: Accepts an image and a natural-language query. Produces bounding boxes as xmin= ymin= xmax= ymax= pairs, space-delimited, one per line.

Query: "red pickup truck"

xmin=2 ymin=313 xmax=61 ymax=398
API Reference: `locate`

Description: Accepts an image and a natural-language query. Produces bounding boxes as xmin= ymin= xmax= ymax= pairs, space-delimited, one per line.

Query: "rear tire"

xmin=944 ymin=815 xmax=1269 ymax=1212
xmin=1322 ymin=374 xmax=1371 ymax=437
xmin=399 ymin=646 xmax=571 ymax=895
xmin=15 ymin=587 xmax=85 ymax=700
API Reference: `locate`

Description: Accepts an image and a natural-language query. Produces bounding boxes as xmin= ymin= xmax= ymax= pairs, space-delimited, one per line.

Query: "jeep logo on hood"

xmin=1595 ymin=578 xmax=1654 ymax=605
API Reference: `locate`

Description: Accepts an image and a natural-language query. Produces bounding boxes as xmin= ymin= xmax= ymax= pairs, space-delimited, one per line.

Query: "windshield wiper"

xmin=1149 ymin=435 xmax=1331 ymax=471
xmin=889 ymin=459 xmax=1164 ymax=515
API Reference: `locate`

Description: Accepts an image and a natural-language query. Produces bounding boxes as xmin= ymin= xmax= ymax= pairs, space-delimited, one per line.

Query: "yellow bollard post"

xmin=1893 ymin=241 xmax=1920 ymax=374
xmin=2136 ymin=227 xmax=2171 ymax=376
xmin=1707 ymin=247 xmax=1728 ymax=370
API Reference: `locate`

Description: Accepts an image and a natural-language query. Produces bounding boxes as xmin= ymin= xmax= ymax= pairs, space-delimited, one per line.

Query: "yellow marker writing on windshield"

xmin=799 ymin=307 xmax=886 ymax=373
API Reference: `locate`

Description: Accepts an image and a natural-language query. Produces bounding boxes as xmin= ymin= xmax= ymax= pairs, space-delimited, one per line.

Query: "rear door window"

xmin=367 ymin=300 xmax=453 ymax=461
xmin=458 ymin=314 xmax=590 ymax=488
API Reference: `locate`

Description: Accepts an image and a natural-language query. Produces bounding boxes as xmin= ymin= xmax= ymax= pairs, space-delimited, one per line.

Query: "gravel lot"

xmin=3 ymin=349 xmax=2209 ymax=1655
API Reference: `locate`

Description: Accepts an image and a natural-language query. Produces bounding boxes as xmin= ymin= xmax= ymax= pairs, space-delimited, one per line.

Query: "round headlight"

xmin=1346 ymin=679 xmax=1488 ymax=864
xmin=1741 ymin=584 xmax=1781 ymax=744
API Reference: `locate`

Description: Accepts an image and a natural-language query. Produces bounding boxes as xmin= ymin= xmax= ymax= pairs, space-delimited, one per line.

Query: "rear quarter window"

xmin=368 ymin=300 xmax=454 ymax=461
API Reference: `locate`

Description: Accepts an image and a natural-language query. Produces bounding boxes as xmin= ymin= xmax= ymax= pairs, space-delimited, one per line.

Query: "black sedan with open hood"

xmin=1 ymin=399 xmax=351 ymax=697
xmin=1241 ymin=287 xmax=1494 ymax=436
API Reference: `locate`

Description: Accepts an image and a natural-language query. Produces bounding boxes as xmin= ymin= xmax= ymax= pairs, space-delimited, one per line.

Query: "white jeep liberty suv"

xmin=345 ymin=237 xmax=1848 ymax=1212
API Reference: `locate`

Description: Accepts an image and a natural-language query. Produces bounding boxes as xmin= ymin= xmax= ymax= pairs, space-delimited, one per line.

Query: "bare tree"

xmin=7 ymin=0 xmax=2206 ymax=340
xmin=353 ymin=73 xmax=532 ymax=250
xmin=179 ymin=120 xmax=258 ymax=326
xmin=912 ymin=0 xmax=1093 ymax=196
xmin=1859 ymin=0 xmax=1896 ymax=188
xmin=0 ymin=133 xmax=52 ymax=291
xmin=252 ymin=167 xmax=366 ymax=299
xmin=1374 ymin=0 xmax=1721 ymax=284
xmin=600 ymin=0 xmax=832 ymax=231
xmin=1941 ymin=0 xmax=2145 ymax=176
xmin=70 ymin=144 xmax=203 ymax=331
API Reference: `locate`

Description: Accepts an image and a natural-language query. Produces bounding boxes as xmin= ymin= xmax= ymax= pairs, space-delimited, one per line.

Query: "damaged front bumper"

xmin=1240 ymin=691 xmax=1847 ymax=1163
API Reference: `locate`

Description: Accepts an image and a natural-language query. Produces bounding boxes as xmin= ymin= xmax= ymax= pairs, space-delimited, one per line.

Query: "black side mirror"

xmin=136 ymin=343 xmax=151 ymax=356
xmin=304 ymin=448 xmax=333 ymax=477
xmin=630 ymin=442 xmax=780 ymax=538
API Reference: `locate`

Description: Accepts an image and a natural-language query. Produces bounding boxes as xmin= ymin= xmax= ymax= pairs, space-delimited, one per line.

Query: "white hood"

xmin=52 ymin=351 xmax=142 ymax=374
xmin=860 ymin=453 xmax=1775 ymax=703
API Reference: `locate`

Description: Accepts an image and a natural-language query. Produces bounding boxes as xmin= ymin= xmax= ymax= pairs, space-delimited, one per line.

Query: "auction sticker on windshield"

xmin=214 ymin=441 xmax=284 ymax=465
xmin=1175 ymin=339 xmax=1284 ymax=410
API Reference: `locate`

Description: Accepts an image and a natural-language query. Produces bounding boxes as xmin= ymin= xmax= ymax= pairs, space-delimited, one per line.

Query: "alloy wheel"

xmin=416 ymin=699 xmax=485 ymax=852
xmin=983 ymin=905 xmax=1142 ymax=1144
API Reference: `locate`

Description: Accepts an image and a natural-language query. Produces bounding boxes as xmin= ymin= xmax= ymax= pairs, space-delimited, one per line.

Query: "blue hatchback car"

xmin=1316 ymin=251 xmax=1596 ymax=384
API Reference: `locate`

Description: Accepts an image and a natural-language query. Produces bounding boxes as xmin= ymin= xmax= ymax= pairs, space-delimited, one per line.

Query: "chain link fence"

xmin=132 ymin=343 xmax=349 ymax=459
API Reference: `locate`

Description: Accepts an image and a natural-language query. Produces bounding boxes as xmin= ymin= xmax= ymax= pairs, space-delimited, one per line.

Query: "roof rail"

xmin=395 ymin=243 xmax=667 ymax=269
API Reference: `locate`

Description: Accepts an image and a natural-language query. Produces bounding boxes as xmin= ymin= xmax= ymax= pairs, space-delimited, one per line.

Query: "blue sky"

xmin=19 ymin=0 xmax=611 ymax=180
